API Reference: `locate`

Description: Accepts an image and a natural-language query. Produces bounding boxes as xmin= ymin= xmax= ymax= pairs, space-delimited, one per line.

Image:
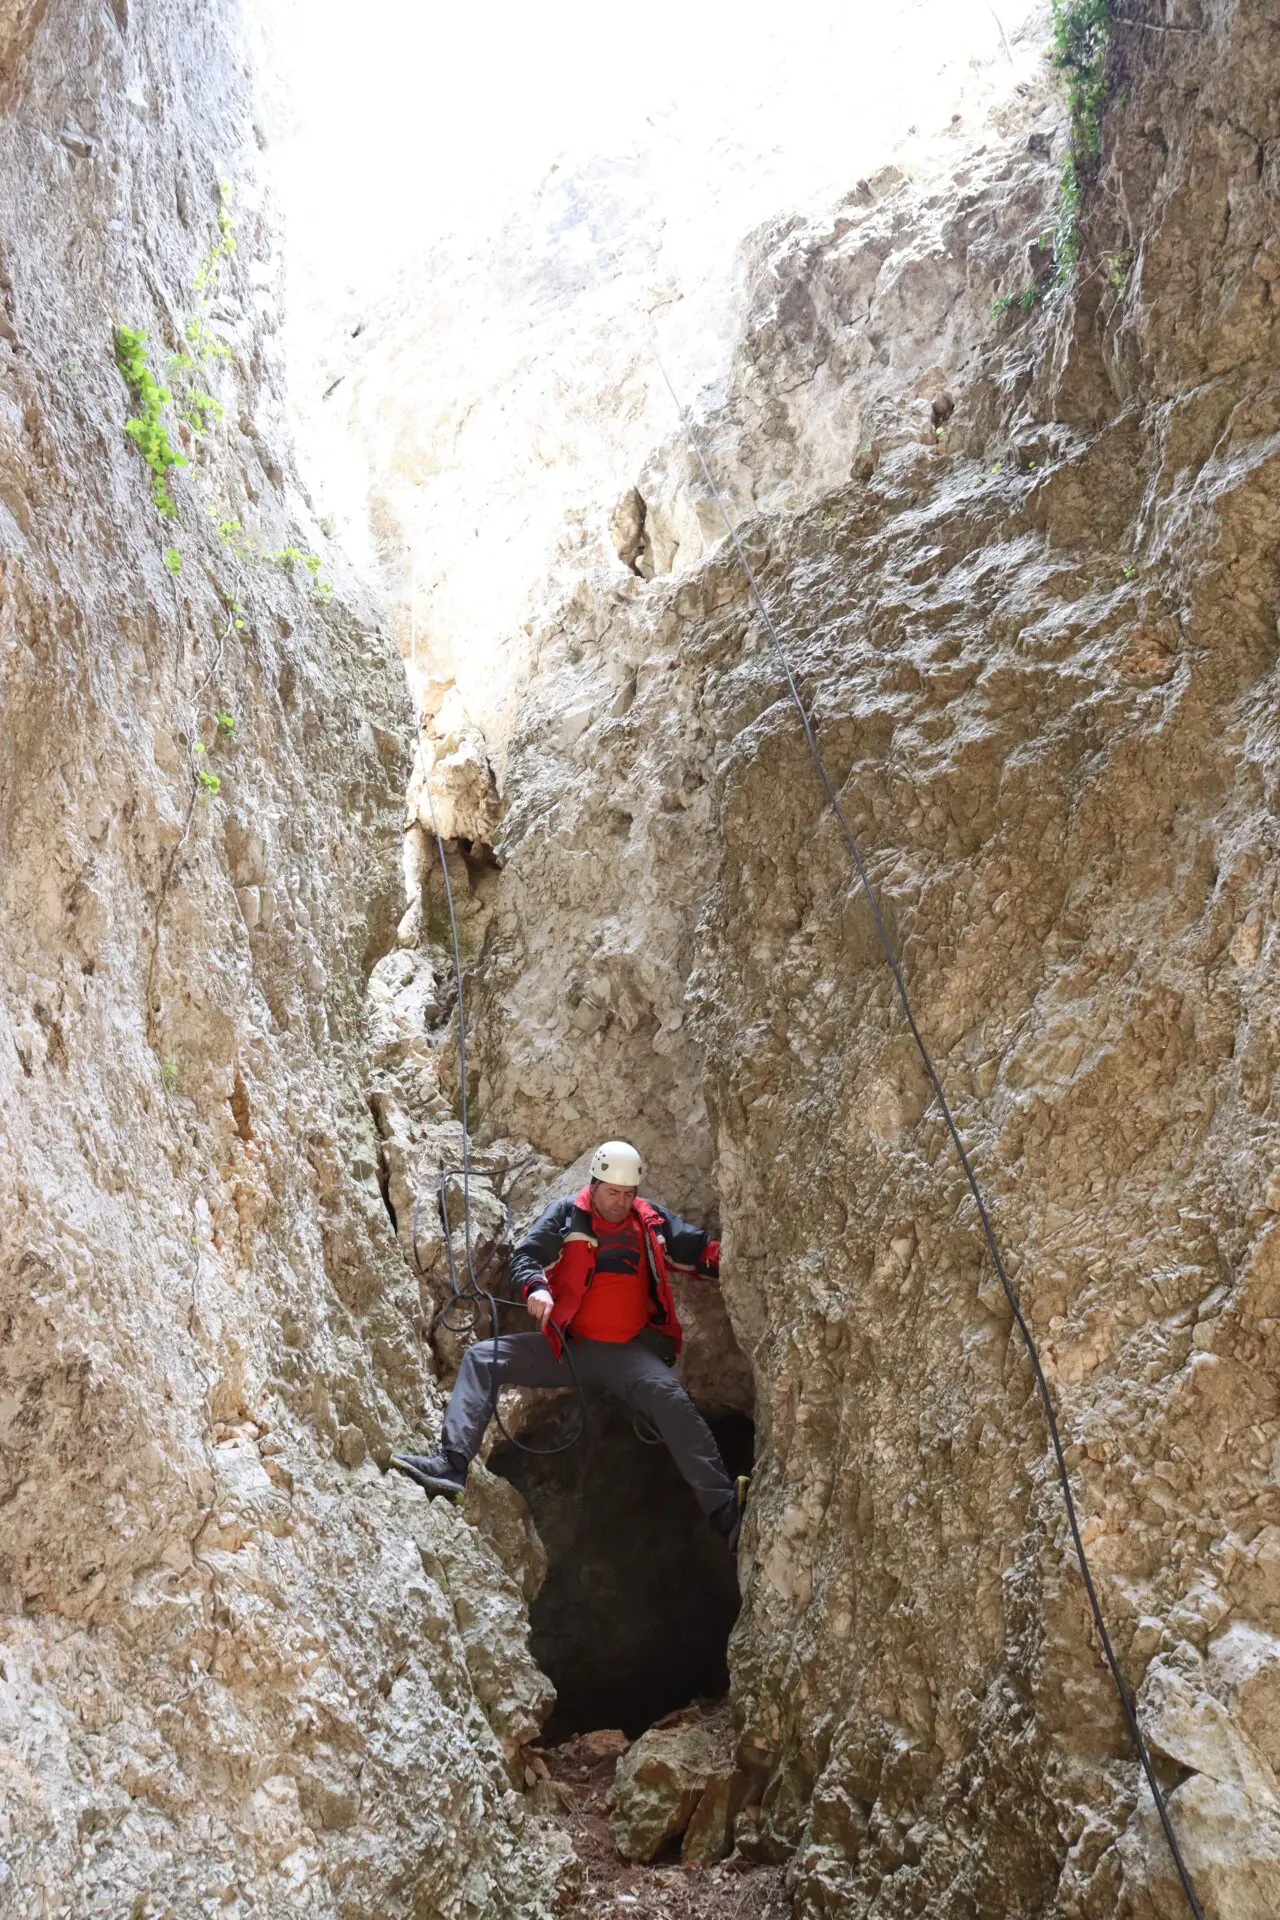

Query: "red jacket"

xmin=510 ymin=1185 xmax=720 ymax=1358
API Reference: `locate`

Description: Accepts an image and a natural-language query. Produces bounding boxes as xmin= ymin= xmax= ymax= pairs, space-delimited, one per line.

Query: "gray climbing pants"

xmin=441 ymin=1331 xmax=736 ymax=1521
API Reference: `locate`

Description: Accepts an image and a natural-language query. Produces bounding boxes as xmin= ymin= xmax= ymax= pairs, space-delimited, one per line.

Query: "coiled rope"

xmin=410 ymin=777 xmax=587 ymax=1457
xmin=650 ymin=343 xmax=1204 ymax=1919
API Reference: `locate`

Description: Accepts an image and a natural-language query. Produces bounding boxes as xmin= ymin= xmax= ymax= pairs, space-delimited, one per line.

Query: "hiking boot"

xmin=388 ymin=1450 xmax=467 ymax=1501
xmin=715 ymin=1473 xmax=751 ymax=1551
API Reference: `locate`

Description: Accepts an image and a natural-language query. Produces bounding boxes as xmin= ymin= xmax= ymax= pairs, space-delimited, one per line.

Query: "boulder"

xmin=681 ymin=1768 xmax=739 ymax=1865
xmin=610 ymin=1723 xmax=719 ymax=1863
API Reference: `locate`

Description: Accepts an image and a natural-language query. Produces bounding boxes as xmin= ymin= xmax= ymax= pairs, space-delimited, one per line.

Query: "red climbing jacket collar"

xmin=540 ymin=1186 xmax=683 ymax=1358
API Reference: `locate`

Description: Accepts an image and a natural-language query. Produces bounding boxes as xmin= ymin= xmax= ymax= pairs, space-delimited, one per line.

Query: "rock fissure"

xmin=492 ymin=1400 xmax=754 ymax=1742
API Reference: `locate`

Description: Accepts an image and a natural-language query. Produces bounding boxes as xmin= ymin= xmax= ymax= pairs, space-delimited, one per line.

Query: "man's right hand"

xmin=526 ymin=1287 xmax=555 ymax=1329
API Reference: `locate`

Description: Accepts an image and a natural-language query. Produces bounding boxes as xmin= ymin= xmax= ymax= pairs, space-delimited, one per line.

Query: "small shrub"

xmin=192 ymin=180 xmax=237 ymax=298
xmin=163 ymin=546 xmax=182 ymax=577
xmin=1053 ymin=0 xmax=1110 ymax=167
xmin=114 ymin=324 xmax=186 ymax=517
xmin=1105 ymin=247 xmax=1133 ymax=292
xmin=268 ymin=542 xmax=334 ymax=603
xmin=180 ymin=389 xmax=225 ymax=435
xmin=1049 ymin=0 xmax=1112 ymax=281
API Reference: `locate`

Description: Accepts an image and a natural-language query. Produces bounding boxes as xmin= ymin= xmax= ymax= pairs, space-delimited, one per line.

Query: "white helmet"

xmin=589 ymin=1140 xmax=644 ymax=1187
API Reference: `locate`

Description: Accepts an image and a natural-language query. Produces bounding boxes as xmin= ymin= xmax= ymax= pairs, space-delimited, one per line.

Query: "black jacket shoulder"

xmin=509 ymin=1194 xmax=579 ymax=1296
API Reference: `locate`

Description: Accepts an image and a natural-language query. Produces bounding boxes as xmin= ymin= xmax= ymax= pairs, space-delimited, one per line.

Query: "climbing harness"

xmin=410 ymin=779 xmax=588 ymax=1458
xmin=650 ymin=344 xmax=1206 ymax=1920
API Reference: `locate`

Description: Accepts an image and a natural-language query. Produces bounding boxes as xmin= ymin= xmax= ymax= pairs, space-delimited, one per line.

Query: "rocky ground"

xmin=529 ymin=1713 xmax=789 ymax=1919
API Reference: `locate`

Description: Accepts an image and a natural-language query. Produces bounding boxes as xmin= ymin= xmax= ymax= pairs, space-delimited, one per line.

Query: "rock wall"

xmin=6 ymin=0 xmax=1277 ymax=1914
xmin=258 ymin=0 xmax=1049 ymax=764
xmin=468 ymin=2 xmax=1280 ymax=1914
xmin=0 ymin=4 xmax=570 ymax=1914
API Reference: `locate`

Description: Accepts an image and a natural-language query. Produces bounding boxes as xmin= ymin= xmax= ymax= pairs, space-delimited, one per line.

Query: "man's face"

xmin=592 ymin=1180 xmax=637 ymax=1223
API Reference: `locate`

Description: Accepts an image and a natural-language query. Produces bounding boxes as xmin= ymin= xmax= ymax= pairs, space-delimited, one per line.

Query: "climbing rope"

xmin=412 ymin=778 xmax=588 ymax=1457
xmin=649 ymin=344 xmax=1205 ymax=1919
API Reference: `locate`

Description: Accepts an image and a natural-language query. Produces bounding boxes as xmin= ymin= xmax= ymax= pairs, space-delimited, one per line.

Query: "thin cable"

xmin=650 ymin=343 xmax=1205 ymax=1919
xmin=417 ymin=775 xmax=587 ymax=1456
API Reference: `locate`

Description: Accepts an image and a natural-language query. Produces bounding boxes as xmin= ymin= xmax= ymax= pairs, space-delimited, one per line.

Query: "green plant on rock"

xmin=114 ymin=324 xmax=187 ymax=517
xmin=1053 ymin=0 xmax=1110 ymax=166
xmin=113 ymin=184 xmax=241 ymax=536
xmin=215 ymin=710 xmax=235 ymax=735
xmin=1050 ymin=161 xmax=1085 ymax=278
xmin=1049 ymin=0 xmax=1112 ymax=282
xmin=192 ymin=180 xmax=237 ymax=298
xmin=267 ymin=541 xmax=334 ymax=604
xmin=1105 ymin=246 xmax=1134 ymax=292
xmin=214 ymin=513 xmax=257 ymax=564
xmin=990 ymin=278 xmax=1048 ymax=323
xmin=167 ymin=317 xmax=233 ymax=441
xmin=160 ymin=188 xmax=237 ymax=467
xmin=305 ymin=552 xmax=333 ymax=604
xmin=182 ymin=312 xmax=235 ymax=366
xmin=163 ymin=546 xmax=182 ymax=577
xmin=161 ymin=1058 xmax=180 ymax=1091
xmin=180 ymin=388 xmax=225 ymax=434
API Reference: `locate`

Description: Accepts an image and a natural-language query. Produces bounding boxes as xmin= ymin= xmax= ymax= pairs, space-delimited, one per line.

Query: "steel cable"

xmin=650 ymin=342 xmax=1204 ymax=1919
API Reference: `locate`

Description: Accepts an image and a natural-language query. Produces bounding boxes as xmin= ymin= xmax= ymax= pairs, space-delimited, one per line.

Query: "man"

xmin=389 ymin=1141 xmax=748 ymax=1545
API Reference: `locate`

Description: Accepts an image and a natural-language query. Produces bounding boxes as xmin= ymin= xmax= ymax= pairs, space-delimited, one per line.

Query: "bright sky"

xmin=248 ymin=0 xmax=1046 ymax=729
xmin=255 ymin=0 xmax=1041 ymax=301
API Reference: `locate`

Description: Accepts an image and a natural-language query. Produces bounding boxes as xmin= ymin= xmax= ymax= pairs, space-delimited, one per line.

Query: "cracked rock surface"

xmin=465 ymin=3 xmax=1280 ymax=1913
xmin=0 ymin=3 xmax=571 ymax=1914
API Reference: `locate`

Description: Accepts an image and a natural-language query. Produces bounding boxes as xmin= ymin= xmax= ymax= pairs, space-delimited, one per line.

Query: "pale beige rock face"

xmin=255 ymin=0 xmax=1051 ymax=778
xmin=610 ymin=1721 xmax=721 ymax=1863
xmin=467 ymin=2 xmax=1280 ymax=1914
xmin=0 ymin=3 xmax=570 ymax=1915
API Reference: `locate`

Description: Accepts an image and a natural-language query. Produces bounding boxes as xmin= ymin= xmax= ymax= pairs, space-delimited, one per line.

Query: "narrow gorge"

xmin=2 ymin=2 xmax=1278 ymax=1917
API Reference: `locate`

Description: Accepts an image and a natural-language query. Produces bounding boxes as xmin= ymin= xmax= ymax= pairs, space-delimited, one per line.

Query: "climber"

xmin=389 ymin=1140 xmax=749 ymax=1545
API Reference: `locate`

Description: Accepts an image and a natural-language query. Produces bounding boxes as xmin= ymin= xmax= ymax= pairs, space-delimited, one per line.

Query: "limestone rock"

xmin=0 ymin=3 xmax=569 ymax=1913
xmin=610 ymin=1722 xmax=720 ymax=1863
xmin=1117 ymin=1775 xmax=1280 ymax=1920
xmin=681 ymin=1767 xmax=739 ymax=1865
xmin=260 ymin=0 xmax=1056 ymax=774
xmin=456 ymin=2 xmax=1280 ymax=1912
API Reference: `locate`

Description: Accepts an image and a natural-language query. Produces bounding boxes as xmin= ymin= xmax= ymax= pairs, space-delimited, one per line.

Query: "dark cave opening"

xmin=490 ymin=1395 xmax=754 ymax=1741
